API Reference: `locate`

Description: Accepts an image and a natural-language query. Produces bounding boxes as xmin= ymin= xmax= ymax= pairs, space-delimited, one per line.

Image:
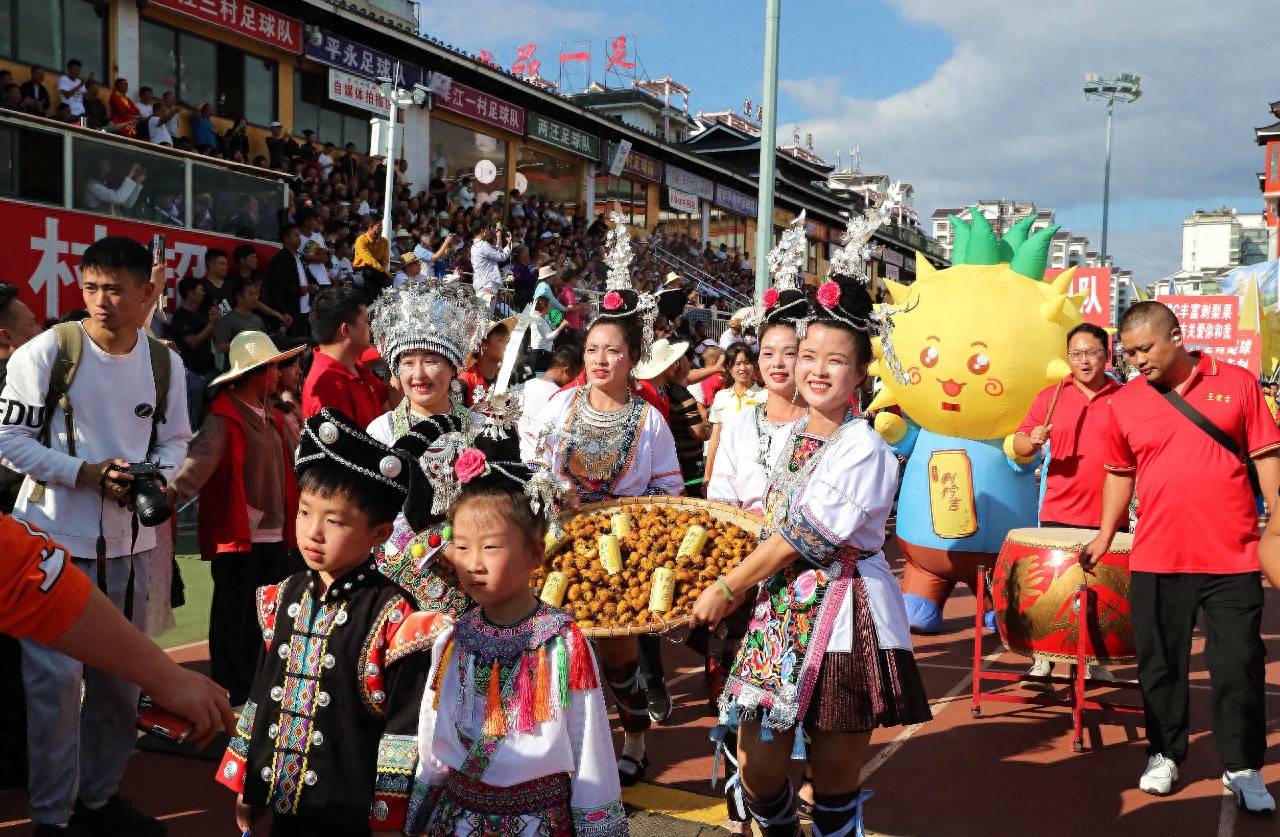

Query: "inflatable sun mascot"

xmin=868 ymin=209 xmax=1083 ymax=633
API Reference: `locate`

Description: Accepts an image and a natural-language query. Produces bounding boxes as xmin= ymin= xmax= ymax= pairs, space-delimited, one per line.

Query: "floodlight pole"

xmin=381 ymin=61 xmax=403 ymax=246
xmin=1100 ymin=97 xmax=1114 ymax=267
xmin=753 ymin=0 xmax=781 ymax=298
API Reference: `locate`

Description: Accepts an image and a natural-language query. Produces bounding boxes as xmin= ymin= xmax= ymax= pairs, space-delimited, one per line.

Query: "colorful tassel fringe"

xmin=568 ymin=624 xmax=598 ymax=690
xmin=555 ymin=636 xmax=570 ymax=709
xmin=515 ymin=653 xmax=537 ymax=733
xmin=534 ymin=645 xmax=553 ymax=723
xmin=431 ymin=638 xmax=456 ymax=711
xmin=483 ymin=659 xmax=506 ymax=736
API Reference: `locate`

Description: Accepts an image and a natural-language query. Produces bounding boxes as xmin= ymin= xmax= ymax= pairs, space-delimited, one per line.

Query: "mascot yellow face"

xmin=869 ymin=210 xmax=1083 ymax=440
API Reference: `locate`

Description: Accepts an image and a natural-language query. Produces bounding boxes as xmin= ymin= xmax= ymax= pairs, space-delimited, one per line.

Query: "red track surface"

xmin=2 ymin=542 xmax=1278 ymax=836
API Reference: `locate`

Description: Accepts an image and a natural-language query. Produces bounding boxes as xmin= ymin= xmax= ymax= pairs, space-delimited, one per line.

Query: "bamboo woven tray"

xmin=541 ymin=496 xmax=763 ymax=638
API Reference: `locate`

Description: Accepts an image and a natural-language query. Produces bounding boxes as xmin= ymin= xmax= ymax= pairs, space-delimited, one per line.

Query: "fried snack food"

xmin=532 ymin=502 xmax=757 ymax=631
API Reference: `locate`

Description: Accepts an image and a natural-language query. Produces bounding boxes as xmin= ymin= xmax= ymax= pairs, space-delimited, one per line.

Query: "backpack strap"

xmin=28 ymin=323 xmax=83 ymax=504
xmin=145 ymin=336 xmax=171 ymax=457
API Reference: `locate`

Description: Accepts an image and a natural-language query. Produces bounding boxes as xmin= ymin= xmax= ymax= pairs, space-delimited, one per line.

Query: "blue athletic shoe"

xmin=983 ymin=609 xmax=997 ymax=632
xmin=904 ymin=594 xmax=943 ymax=634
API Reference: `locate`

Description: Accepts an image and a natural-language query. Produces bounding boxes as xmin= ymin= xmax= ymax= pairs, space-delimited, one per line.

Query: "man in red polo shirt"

xmin=301 ymin=286 xmax=387 ymax=427
xmin=1082 ymin=301 xmax=1280 ymax=812
xmin=1013 ymin=322 xmax=1122 ymax=681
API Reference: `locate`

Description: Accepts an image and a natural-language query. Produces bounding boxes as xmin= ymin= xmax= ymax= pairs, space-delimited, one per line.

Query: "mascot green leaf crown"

xmin=868 ymin=208 xmax=1085 ymax=441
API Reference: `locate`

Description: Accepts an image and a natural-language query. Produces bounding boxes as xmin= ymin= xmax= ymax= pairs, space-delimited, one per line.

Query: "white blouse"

xmin=529 ymin=386 xmax=683 ymax=499
xmin=706 ymin=404 xmax=797 ymax=515
xmin=708 ymin=384 xmax=764 ymax=425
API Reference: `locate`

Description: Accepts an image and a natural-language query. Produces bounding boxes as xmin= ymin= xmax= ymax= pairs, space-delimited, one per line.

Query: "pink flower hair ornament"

xmin=816 ymin=281 xmax=842 ymax=309
xmin=602 ymin=291 xmax=624 ymax=311
xmin=454 ymin=448 xmax=489 ymax=483
xmin=762 ymin=287 xmax=780 ymax=309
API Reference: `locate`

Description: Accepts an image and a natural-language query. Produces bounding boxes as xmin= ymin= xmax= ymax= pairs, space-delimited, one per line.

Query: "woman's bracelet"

xmin=715 ymin=576 xmax=735 ymax=603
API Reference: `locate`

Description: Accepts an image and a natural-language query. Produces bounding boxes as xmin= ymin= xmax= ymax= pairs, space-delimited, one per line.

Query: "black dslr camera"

xmin=113 ymin=461 xmax=173 ymax=527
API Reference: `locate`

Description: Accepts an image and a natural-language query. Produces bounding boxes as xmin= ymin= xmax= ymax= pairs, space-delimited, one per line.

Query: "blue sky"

xmin=417 ymin=0 xmax=1273 ymax=281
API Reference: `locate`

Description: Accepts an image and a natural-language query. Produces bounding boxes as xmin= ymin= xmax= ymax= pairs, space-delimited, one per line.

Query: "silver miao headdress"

xmin=369 ymin=279 xmax=490 ymax=370
xmin=593 ymin=208 xmax=659 ymax=359
xmin=747 ymin=210 xmax=808 ymax=330
xmin=820 ymin=180 xmax=911 ymax=386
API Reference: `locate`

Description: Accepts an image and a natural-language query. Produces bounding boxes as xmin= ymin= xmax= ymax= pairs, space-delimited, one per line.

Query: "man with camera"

xmin=0 ymin=236 xmax=191 ymax=836
xmin=470 ymin=219 xmax=512 ymax=306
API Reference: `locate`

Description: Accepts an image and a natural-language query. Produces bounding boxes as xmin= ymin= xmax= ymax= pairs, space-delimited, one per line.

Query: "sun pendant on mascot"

xmin=868 ymin=209 xmax=1084 ymax=634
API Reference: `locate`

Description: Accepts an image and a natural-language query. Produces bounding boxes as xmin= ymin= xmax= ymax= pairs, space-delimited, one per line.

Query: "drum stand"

xmin=970 ymin=565 xmax=1144 ymax=752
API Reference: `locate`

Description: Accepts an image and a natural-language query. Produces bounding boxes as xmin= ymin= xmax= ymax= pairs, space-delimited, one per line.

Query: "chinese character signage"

xmin=306 ymin=31 xmax=421 ymax=86
xmin=327 ymin=69 xmax=390 ymax=115
xmin=668 ymin=188 xmax=699 ymax=214
xmin=2 ymin=199 xmax=280 ymax=319
xmin=149 ymin=0 xmax=301 ymax=54
xmin=434 ymin=77 xmax=525 ymax=135
xmin=714 ymin=184 xmax=757 ymax=217
xmin=528 ymin=113 xmax=600 ymax=160
xmin=1046 ymin=267 xmax=1112 ymax=329
xmin=1156 ymin=293 xmax=1258 ymax=374
xmin=665 ymin=165 xmax=714 ymax=201
xmin=606 ymin=142 xmax=662 ymax=182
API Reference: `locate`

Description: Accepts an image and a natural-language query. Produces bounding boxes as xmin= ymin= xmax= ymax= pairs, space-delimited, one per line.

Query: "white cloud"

xmin=780 ymin=0 xmax=1276 ymax=279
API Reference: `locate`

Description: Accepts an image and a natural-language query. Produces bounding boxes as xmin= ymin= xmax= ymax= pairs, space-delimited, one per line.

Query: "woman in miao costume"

xmin=365 ymin=278 xmax=494 ymax=618
xmin=690 ymin=211 xmax=930 ymax=837
xmin=405 ymin=456 xmax=626 ymax=837
xmin=704 ymin=215 xmax=813 ymax=832
xmin=530 ymin=211 xmax=682 ymax=786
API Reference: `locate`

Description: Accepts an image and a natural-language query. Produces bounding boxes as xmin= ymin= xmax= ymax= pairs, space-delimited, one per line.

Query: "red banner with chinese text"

xmin=434 ymin=78 xmax=525 ymax=135
xmin=1046 ymin=267 xmax=1111 ymax=329
xmin=148 ymin=0 xmax=302 ymax=54
xmin=1159 ymin=293 xmax=1260 ymax=374
xmin=0 ymin=199 xmax=280 ymax=320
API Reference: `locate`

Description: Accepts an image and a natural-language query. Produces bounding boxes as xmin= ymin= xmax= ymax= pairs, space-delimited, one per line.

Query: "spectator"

xmin=517 ymin=337 xmax=583 ymax=459
xmin=200 ymin=247 xmax=232 ymax=311
xmin=108 ymin=78 xmax=140 ymax=137
xmin=532 ymin=265 xmax=565 ymax=313
xmin=526 ymin=295 xmax=568 ymax=372
xmin=57 ymin=60 xmax=87 ymax=118
xmin=300 ymin=285 xmax=385 ymax=426
xmin=457 ymin=320 xmax=511 ymax=406
xmin=0 ymin=283 xmax=39 ymax=510
xmin=222 ymin=117 xmax=249 ymax=161
xmin=19 ymin=65 xmax=49 ymax=114
xmin=146 ymin=95 xmax=173 ymax=146
xmin=470 ymin=220 xmax=511 ymax=303
xmin=160 ymin=92 xmax=180 ymax=138
xmin=352 ymin=214 xmax=390 ymax=300
xmin=192 ymin=102 xmax=217 ymax=152
xmin=692 ymin=344 xmax=726 ymax=408
xmin=636 ymin=339 xmax=708 ymax=494
xmin=52 ymin=102 xmax=75 ymax=123
xmin=214 ymin=276 xmax=267 ymax=357
xmin=0 ymin=235 xmax=190 ymax=837
xmin=317 ymin=141 xmax=335 ymax=179
xmin=269 ymin=341 xmax=305 ymax=450
xmin=166 ymin=332 xmax=301 ymax=704
xmin=413 ymin=229 xmax=456 ymax=278
xmin=703 ymin=342 xmax=763 ymax=485
xmin=297 ymin=210 xmax=331 ymax=299
xmin=392 ymin=252 xmax=423 ymax=288
xmin=81 ymin=78 xmax=106 ymax=129
xmin=719 ymin=314 xmax=745 ymax=349
xmin=83 ymin=158 xmax=145 ymax=214
xmin=428 ymin=165 xmax=447 ymax=202
xmin=557 ymin=267 xmax=582 ymax=330
xmin=2 ymin=83 xmax=22 ymax=111
xmin=133 ymin=85 xmax=155 ymax=141
xmin=510 ymin=245 xmax=537 ymax=310
xmin=153 ymin=192 xmax=180 ymax=224
xmin=191 ymin=192 xmax=214 ymax=230
xmin=328 ymin=238 xmax=355 ymax=285
xmin=170 ymin=275 xmax=221 ymax=422
xmin=454 ymin=175 xmax=476 ymax=210
xmin=265 ymin=121 xmax=299 ymax=169
xmin=264 ymin=224 xmax=309 ymax=338
xmin=391 ymin=228 xmax=414 ymax=265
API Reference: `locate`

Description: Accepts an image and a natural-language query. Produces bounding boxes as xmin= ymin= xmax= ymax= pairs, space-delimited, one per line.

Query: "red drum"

xmin=991 ymin=527 xmax=1135 ymax=665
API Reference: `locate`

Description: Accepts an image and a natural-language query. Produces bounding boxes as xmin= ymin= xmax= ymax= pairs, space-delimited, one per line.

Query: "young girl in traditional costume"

xmin=691 ymin=271 xmax=930 ymax=837
xmin=405 ymin=455 xmax=626 ymax=837
xmin=365 ymin=279 xmax=494 ymax=617
xmin=529 ymin=213 xmax=682 ymax=785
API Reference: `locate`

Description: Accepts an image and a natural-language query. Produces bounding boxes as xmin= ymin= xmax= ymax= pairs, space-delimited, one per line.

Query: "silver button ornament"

xmin=318 ymin=421 xmax=339 ymax=444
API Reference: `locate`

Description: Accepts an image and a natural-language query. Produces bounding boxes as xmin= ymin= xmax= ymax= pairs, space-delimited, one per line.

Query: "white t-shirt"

xmin=318 ymin=153 xmax=334 ymax=179
xmin=709 ymin=385 xmax=764 ymax=425
xmin=58 ymin=74 xmax=85 ymax=116
xmin=719 ymin=329 xmax=744 ymax=350
xmin=528 ymin=316 xmax=557 ymax=352
xmin=0 ymin=325 xmax=192 ymax=559
xmin=147 ymin=115 xmax=173 ymax=146
xmin=301 ymin=231 xmax=331 ymax=286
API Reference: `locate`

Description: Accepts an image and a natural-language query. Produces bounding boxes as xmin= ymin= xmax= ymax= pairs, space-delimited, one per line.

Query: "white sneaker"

xmin=1223 ymin=768 xmax=1276 ymax=814
xmin=1027 ymin=659 xmax=1053 ymax=677
xmin=1139 ymin=754 xmax=1178 ymax=796
xmin=1087 ymin=665 xmax=1115 ymax=682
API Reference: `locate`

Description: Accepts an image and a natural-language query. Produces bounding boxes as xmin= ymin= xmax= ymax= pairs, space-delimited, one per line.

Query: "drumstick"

xmin=1043 ymin=381 xmax=1066 ymax=427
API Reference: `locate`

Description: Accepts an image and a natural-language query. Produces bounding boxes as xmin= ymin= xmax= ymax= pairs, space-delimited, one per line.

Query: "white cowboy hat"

xmin=209 ymin=331 xmax=305 ymax=389
xmin=537 ymin=265 xmax=561 ymax=282
xmin=634 ymin=339 xmax=689 ymax=380
xmin=730 ymin=306 xmax=754 ymax=325
xmin=664 ymin=272 xmax=682 ymax=286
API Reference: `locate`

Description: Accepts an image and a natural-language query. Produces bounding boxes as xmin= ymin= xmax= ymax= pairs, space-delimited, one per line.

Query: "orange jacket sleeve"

xmin=0 ymin=515 xmax=92 ymax=644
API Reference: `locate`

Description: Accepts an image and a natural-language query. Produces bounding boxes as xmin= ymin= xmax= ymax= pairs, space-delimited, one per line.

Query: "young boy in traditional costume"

xmin=216 ymin=409 xmax=452 ymax=836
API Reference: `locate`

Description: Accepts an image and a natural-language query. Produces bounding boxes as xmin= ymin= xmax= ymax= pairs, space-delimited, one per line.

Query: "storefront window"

xmin=594 ymin=175 xmax=646 ymax=229
xmin=430 ymin=116 xmax=506 ymax=191
xmin=141 ymin=20 xmax=277 ymax=124
xmin=517 ymin=143 xmax=581 ymax=208
xmin=71 ymin=135 xmax=185 ymax=223
xmin=2 ymin=0 xmax=105 ymax=80
xmin=0 ymin=118 xmax=63 ymax=206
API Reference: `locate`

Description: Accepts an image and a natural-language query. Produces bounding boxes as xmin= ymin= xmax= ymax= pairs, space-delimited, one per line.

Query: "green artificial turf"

xmin=156 ymin=533 xmax=213 ymax=649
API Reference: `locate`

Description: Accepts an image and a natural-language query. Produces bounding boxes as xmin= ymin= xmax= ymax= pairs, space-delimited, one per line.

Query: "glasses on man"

xmin=1067 ymin=349 xmax=1105 ymax=361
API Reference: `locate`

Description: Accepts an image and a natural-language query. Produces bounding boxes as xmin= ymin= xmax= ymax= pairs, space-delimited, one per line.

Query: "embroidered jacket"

xmin=406 ymin=603 xmax=627 ymax=837
xmin=215 ymin=560 xmax=450 ymax=831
